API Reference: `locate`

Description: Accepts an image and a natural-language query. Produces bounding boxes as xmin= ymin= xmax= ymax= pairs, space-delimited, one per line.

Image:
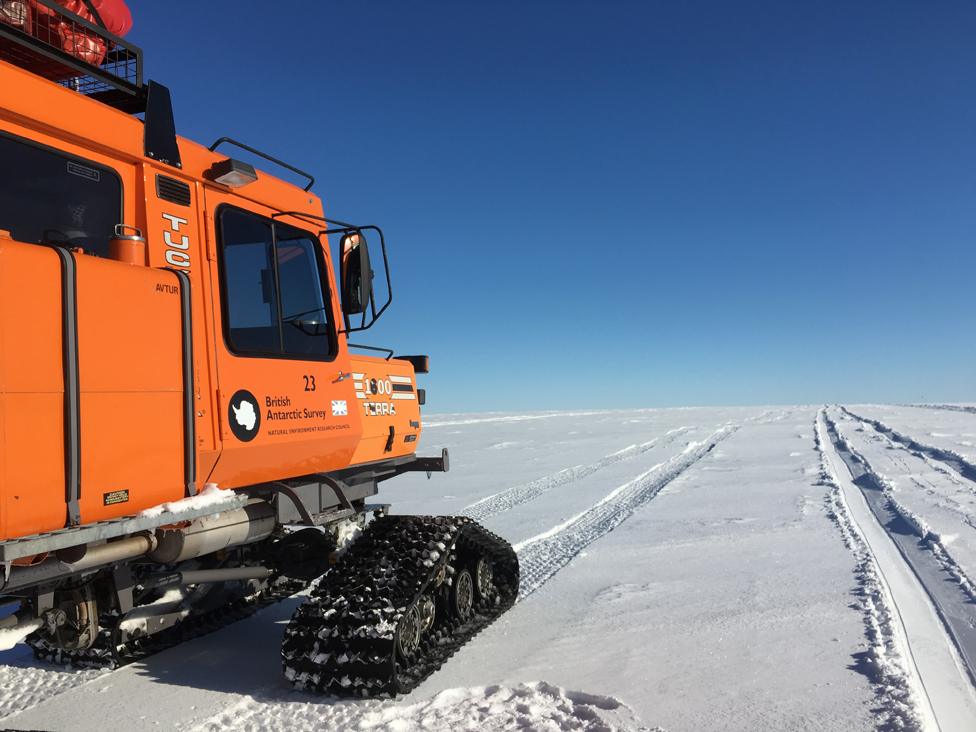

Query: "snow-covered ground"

xmin=3 ymin=405 xmax=976 ymax=731
xmin=848 ymin=404 xmax=976 ymax=466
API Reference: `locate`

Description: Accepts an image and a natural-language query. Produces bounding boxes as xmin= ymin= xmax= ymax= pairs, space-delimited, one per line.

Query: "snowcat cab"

xmin=0 ymin=1 xmax=517 ymax=696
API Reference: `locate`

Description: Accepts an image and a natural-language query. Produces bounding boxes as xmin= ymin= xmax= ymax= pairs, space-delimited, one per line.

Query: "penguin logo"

xmin=228 ymin=389 xmax=260 ymax=442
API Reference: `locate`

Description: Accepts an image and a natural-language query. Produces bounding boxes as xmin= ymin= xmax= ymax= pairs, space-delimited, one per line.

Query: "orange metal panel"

xmin=0 ymin=59 xmax=141 ymax=166
xmin=74 ymin=256 xmax=184 ymax=522
xmin=0 ymin=238 xmax=67 ymax=540
xmin=79 ymin=392 xmax=183 ymax=519
xmin=1 ymin=59 xmax=325 ymax=221
xmin=0 ymin=56 xmax=432 ymax=541
xmin=139 ymin=162 xmax=220 ymax=479
xmin=0 ymin=241 xmax=63 ymax=392
xmin=348 ymin=356 xmax=422 ymax=466
xmin=2 ymin=394 xmax=66 ymax=538
xmin=202 ymin=193 xmax=363 ymax=489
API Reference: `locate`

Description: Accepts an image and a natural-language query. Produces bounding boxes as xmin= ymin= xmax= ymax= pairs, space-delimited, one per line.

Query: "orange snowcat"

xmin=0 ymin=0 xmax=517 ymax=696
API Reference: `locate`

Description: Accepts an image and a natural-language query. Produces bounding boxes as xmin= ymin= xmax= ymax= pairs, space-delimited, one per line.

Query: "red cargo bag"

xmin=0 ymin=0 xmax=132 ymax=77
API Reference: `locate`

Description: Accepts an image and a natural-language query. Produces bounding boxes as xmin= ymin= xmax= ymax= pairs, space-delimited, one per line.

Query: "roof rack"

xmin=0 ymin=0 xmax=144 ymax=113
xmin=0 ymin=1 xmax=182 ymax=168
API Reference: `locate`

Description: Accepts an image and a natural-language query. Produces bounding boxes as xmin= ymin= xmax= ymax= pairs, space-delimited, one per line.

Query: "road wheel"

xmin=452 ymin=569 xmax=474 ymax=621
xmin=417 ymin=593 xmax=436 ymax=633
xmin=396 ymin=605 xmax=422 ymax=658
xmin=474 ymin=557 xmax=494 ymax=602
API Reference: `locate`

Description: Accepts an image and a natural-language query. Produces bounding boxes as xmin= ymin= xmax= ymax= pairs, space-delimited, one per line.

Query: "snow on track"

xmin=515 ymin=426 xmax=736 ymax=601
xmin=193 ymin=681 xmax=652 ymax=732
xmin=822 ymin=409 xmax=976 ymax=730
xmin=463 ymin=427 xmax=694 ymax=521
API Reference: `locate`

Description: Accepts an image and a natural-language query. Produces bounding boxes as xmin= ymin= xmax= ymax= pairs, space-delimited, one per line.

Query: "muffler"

xmin=148 ymin=499 xmax=275 ymax=564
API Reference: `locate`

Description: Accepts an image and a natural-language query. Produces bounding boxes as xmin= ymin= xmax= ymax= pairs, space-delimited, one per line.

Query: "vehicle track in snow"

xmin=463 ymin=427 xmax=695 ymax=521
xmin=823 ymin=410 xmax=976 ymax=690
xmin=424 ymin=411 xmax=619 ymax=428
xmin=843 ymin=416 xmax=976 ymax=537
xmin=514 ymin=426 xmax=737 ymax=601
xmin=0 ymin=655 xmax=105 ymax=722
xmin=909 ymin=404 xmax=976 ymax=416
xmin=815 ymin=412 xmax=925 ymax=732
xmin=841 ymin=407 xmax=976 ymax=484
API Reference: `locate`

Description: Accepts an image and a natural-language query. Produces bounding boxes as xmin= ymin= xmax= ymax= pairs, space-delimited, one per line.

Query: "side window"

xmin=218 ymin=207 xmax=335 ymax=359
xmin=220 ymin=211 xmax=279 ymax=353
xmin=276 ymin=225 xmax=332 ymax=356
xmin=0 ymin=132 xmax=122 ymax=257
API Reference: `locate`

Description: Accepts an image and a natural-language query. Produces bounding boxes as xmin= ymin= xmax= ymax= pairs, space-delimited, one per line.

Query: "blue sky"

xmin=130 ymin=1 xmax=975 ymax=412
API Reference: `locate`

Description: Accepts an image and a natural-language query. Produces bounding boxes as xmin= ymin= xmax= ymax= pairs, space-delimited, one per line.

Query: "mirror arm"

xmin=338 ymin=225 xmax=393 ymax=334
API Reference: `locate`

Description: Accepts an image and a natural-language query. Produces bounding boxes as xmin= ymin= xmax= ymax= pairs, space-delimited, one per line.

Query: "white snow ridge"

xmin=815 ymin=412 xmax=924 ymax=731
xmin=196 ymin=682 xmax=652 ymax=732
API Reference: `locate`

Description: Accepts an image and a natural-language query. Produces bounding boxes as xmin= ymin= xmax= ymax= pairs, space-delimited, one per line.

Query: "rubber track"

xmin=282 ymin=515 xmax=518 ymax=697
xmin=29 ymin=576 xmax=308 ymax=669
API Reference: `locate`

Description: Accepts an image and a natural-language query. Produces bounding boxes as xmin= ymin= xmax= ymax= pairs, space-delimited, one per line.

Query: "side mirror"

xmin=340 ymin=231 xmax=373 ymax=315
xmin=326 ymin=223 xmax=392 ymax=333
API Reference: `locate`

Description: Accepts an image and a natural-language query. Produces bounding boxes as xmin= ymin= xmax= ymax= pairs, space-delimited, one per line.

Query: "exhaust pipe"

xmin=2 ymin=499 xmax=275 ymax=593
xmin=58 ymin=532 xmax=158 ymax=568
xmin=2 ymin=532 xmax=157 ymax=592
xmin=148 ymin=499 xmax=275 ymax=564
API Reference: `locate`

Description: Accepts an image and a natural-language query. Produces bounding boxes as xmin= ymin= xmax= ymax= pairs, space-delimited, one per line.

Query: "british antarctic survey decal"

xmin=229 ymin=389 xmax=261 ymax=442
xmin=260 ymin=390 xmax=352 ymax=438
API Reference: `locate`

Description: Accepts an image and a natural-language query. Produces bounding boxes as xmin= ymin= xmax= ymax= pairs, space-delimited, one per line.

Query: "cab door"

xmin=202 ymin=191 xmax=361 ymax=489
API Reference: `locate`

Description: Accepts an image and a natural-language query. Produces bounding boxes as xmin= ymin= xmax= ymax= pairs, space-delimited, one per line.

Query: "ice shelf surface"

xmin=3 ymin=405 xmax=976 ymax=731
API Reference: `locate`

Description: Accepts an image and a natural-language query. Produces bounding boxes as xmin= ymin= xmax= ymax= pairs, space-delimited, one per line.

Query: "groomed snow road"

xmin=4 ymin=406 xmax=976 ymax=731
xmin=820 ymin=408 xmax=976 ymax=731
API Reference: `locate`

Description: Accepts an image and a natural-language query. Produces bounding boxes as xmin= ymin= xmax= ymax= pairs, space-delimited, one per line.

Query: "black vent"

xmin=156 ymin=175 xmax=191 ymax=206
